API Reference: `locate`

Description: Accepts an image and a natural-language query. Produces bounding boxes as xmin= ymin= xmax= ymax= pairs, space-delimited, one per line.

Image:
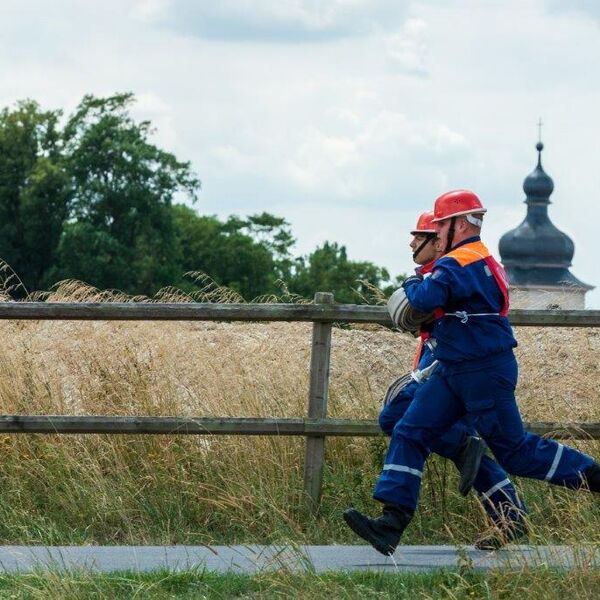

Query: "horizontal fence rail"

xmin=0 ymin=416 xmax=599 ymax=439
xmin=0 ymin=302 xmax=599 ymax=326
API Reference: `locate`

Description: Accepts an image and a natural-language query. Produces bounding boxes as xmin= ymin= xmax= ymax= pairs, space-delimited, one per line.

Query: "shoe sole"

xmin=459 ymin=439 xmax=487 ymax=496
xmin=342 ymin=510 xmax=395 ymax=556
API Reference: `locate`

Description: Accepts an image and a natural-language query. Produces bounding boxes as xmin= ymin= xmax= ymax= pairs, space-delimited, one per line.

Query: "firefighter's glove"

xmin=401 ymin=274 xmax=423 ymax=290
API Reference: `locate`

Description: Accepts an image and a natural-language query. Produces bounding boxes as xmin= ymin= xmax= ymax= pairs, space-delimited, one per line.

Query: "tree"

xmin=174 ymin=209 xmax=397 ymax=302
xmin=49 ymin=93 xmax=200 ymax=294
xmin=0 ymin=101 xmax=70 ymax=293
xmin=290 ymin=241 xmax=391 ymax=303
xmin=51 ymin=222 xmax=130 ymax=291
xmin=238 ymin=213 xmax=295 ymax=281
xmin=0 ymin=93 xmax=400 ymax=302
xmin=173 ymin=205 xmax=277 ymax=300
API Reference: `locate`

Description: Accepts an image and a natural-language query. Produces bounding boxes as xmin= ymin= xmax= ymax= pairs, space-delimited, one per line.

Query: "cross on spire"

xmin=537 ymin=117 xmax=543 ymax=143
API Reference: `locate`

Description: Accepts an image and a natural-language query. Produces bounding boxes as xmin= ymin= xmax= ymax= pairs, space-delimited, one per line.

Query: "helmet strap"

xmin=444 ymin=217 xmax=456 ymax=254
xmin=412 ymin=233 xmax=437 ymax=261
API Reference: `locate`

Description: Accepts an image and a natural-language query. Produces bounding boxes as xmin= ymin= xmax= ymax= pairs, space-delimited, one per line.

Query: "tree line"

xmin=0 ymin=93 xmax=401 ymax=303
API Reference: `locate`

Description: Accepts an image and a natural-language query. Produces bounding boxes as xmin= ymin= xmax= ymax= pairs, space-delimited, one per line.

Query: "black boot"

xmin=583 ymin=463 xmax=600 ymax=493
xmin=343 ymin=504 xmax=412 ymax=556
xmin=454 ymin=435 xmax=487 ymax=496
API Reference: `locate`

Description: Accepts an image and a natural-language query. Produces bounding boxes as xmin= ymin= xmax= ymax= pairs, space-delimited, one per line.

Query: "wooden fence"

xmin=1 ymin=297 xmax=600 ymax=513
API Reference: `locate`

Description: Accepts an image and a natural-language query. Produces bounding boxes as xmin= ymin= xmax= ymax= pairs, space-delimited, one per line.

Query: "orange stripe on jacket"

xmin=445 ymin=240 xmax=490 ymax=267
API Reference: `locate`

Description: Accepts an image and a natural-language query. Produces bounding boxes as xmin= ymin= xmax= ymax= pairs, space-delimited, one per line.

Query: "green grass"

xmin=0 ymin=568 xmax=599 ymax=599
xmin=0 ymin=436 xmax=597 ymax=548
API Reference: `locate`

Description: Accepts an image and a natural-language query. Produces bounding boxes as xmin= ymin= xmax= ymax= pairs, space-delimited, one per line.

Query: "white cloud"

xmin=385 ymin=17 xmax=428 ymax=75
xmin=544 ymin=0 xmax=600 ymax=23
xmin=209 ymin=144 xmax=264 ymax=176
xmin=200 ymin=102 xmax=473 ymax=205
xmin=149 ymin=0 xmax=412 ymax=42
xmin=286 ymin=129 xmax=360 ymax=194
xmin=132 ymin=92 xmax=178 ymax=150
xmin=130 ymin=0 xmax=170 ymax=23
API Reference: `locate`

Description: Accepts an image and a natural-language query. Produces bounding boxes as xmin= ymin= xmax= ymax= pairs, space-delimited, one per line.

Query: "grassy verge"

xmin=0 ymin=434 xmax=597 ymax=547
xmin=1 ymin=568 xmax=600 ymax=599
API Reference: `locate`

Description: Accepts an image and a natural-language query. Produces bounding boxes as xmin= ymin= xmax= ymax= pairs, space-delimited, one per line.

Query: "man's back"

xmin=404 ymin=237 xmax=517 ymax=365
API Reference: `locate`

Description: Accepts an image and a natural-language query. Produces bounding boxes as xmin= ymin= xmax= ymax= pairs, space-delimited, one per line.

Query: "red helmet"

xmin=431 ymin=190 xmax=487 ymax=222
xmin=410 ymin=211 xmax=436 ymax=235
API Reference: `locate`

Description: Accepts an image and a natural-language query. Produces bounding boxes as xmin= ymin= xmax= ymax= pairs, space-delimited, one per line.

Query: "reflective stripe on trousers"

xmin=382 ymin=464 xmax=423 ymax=478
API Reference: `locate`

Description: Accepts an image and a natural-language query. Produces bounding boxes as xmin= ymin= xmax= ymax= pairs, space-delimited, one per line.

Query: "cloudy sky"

xmin=1 ymin=0 xmax=599 ymax=305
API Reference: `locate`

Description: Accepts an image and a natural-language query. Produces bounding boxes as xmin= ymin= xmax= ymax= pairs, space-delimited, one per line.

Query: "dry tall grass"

xmin=0 ymin=280 xmax=597 ymax=550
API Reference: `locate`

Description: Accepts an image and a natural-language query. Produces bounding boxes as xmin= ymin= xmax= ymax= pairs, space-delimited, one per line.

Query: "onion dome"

xmin=522 ymin=142 xmax=554 ymax=200
xmin=499 ymin=142 xmax=592 ymax=290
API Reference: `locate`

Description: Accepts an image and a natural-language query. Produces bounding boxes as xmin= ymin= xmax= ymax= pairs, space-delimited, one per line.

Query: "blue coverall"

xmin=374 ymin=237 xmax=594 ymax=511
xmin=379 ymin=345 xmax=525 ymax=526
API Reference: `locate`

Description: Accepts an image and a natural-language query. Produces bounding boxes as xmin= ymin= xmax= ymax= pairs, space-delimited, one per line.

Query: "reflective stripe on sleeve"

xmin=382 ymin=464 xmax=423 ymax=478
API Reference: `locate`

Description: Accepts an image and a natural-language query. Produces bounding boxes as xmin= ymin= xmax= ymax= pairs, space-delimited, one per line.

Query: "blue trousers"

xmin=375 ymin=351 xmax=594 ymax=511
xmin=378 ymin=379 xmax=525 ymax=524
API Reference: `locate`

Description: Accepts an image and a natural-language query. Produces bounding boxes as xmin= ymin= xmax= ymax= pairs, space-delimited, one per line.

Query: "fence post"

xmin=303 ymin=291 xmax=334 ymax=514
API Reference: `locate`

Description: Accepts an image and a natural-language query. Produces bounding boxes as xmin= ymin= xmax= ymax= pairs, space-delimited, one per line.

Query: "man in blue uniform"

xmin=344 ymin=190 xmax=600 ymax=556
xmin=378 ymin=210 xmax=526 ymax=550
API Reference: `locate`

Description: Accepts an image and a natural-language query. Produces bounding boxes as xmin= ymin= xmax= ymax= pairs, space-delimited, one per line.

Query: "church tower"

xmin=499 ymin=141 xmax=593 ymax=308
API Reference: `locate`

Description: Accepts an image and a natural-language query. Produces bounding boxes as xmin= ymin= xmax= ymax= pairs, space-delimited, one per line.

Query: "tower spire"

xmin=536 ymin=118 xmax=544 ymax=166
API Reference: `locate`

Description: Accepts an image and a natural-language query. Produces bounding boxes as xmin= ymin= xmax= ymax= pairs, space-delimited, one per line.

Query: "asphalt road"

xmin=0 ymin=545 xmax=597 ymax=574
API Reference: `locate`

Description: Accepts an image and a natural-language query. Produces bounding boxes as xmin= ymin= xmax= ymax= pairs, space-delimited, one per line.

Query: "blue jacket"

xmin=403 ymin=237 xmax=517 ymax=367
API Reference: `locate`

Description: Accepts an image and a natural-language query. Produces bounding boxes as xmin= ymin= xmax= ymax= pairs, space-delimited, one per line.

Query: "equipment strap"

xmin=445 ymin=310 xmax=500 ymax=324
xmin=483 ymin=255 xmax=510 ymax=316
